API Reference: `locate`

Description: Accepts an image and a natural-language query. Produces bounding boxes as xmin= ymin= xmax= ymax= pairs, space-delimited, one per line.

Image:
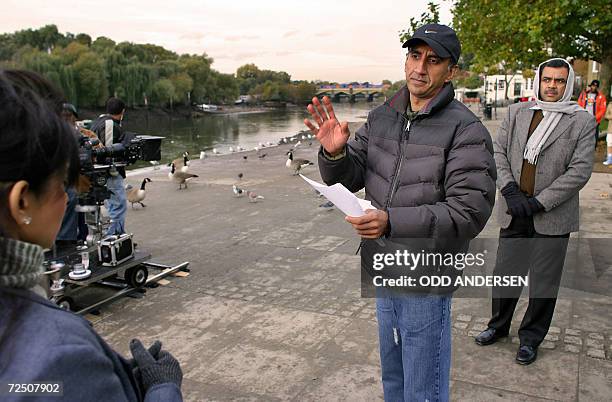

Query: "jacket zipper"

xmin=384 ymin=116 xmax=411 ymax=210
xmin=355 ymin=114 xmax=410 ymax=254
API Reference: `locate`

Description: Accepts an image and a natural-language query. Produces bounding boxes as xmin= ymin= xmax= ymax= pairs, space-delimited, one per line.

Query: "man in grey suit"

xmin=475 ymin=58 xmax=596 ymax=365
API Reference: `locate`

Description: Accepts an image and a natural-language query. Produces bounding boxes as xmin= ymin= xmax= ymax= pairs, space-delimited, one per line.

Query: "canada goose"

xmin=247 ymin=190 xmax=264 ymax=203
xmin=168 ymin=163 xmax=198 ymax=189
xmin=171 ymin=152 xmax=190 ymax=170
xmin=319 ymin=201 xmax=334 ymax=209
xmin=126 ymin=178 xmax=152 ymax=208
xmin=232 ymin=185 xmax=244 ymax=197
xmin=243 ymin=156 xmax=248 ymax=161
xmin=258 ymin=153 xmax=267 ymax=159
xmin=286 ymin=151 xmax=314 ymax=175
xmin=180 ymin=154 xmax=190 ymax=172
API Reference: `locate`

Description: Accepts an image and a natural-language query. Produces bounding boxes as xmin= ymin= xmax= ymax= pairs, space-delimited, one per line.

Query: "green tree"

xmin=453 ymin=0 xmax=612 ymax=97
xmin=399 ymin=1 xmax=440 ymax=44
xmin=236 ymin=63 xmax=260 ymax=80
xmin=536 ymin=0 xmax=612 ymax=94
xmin=91 ymin=36 xmax=116 ymax=52
xmin=58 ymin=42 xmax=89 ymax=64
xmin=454 ymin=73 xmax=482 ymax=89
xmin=288 ymin=81 xmax=317 ymax=104
xmin=75 ymin=33 xmax=92 ymax=47
xmin=169 ymin=72 xmax=194 ymax=104
xmin=453 ymin=0 xmax=548 ymax=100
xmin=73 ymin=52 xmax=108 ymax=107
xmin=212 ymin=72 xmax=239 ymax=104
xmin=0 ymin=33 xmax=18 ymax=61
xmin=180 ymin=54 xmax=213 ymax=102
xmin=152 ymin=78 xmax=176 ymax=106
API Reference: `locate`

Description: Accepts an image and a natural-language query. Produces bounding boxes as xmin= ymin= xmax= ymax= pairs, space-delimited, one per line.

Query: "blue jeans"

xmin=376 ymin=289 xmax=452 ymax=402
xmin=105 ymin=175 xmax=127 ymax=236
xmin=57 ymin=186 xmax=78 ymax=240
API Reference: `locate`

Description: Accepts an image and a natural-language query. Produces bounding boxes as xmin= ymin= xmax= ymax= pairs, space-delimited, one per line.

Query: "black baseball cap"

xmin=590 ymin=80 xmax=600 ymax=87
xmin=62 ymin=103 xmax=78 ymax=118
xmin=402 ymin=23 xmax=461 ymax=64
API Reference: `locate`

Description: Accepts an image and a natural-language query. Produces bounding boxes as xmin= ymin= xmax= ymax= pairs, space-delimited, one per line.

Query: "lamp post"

xmin=494 ymin=78 xmax=498 ymax=119
xmin=483 ymin=66 xmax=490 ymax=119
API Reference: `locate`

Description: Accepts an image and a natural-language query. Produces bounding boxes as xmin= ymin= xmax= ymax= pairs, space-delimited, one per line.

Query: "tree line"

xmin=402 ymin=1 xmax=611 ymax=99
xmin=0 ymin=25 xmax=319 ymax=108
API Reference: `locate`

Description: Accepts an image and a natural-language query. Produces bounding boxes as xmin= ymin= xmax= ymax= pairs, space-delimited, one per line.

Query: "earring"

xmin=22 ymin=216 xmax=32 ymax=225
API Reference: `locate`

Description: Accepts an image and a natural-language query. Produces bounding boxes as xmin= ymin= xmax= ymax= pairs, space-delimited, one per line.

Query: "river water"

xmin=122 ymin=101 xmax=381 ymax=169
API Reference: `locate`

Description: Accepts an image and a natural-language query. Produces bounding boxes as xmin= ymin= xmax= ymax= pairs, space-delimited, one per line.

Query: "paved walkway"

xmin=88 ymin=111 xmax=612 ymax=401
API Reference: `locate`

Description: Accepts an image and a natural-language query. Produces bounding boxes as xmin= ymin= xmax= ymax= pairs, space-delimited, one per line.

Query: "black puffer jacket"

xmin=319 ymin=84 xmax=496 ymax=292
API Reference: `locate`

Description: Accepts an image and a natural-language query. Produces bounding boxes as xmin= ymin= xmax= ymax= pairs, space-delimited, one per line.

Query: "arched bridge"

xmin=316 ymin=84 xmax=386 ymax=102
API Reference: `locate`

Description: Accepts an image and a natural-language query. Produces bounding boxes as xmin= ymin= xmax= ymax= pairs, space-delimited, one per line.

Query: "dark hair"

xmin=3 ymin=70 xmax=66 ymax=116
xmin=539 ymin=59 xmax=569 ymax=76
xmin=0 ymin=70 xmax=79 ymax=235
xmin=106 ymin=97 xmax=126 ymax=115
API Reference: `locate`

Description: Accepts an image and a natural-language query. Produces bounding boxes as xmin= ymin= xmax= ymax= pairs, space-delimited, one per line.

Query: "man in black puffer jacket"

xmin=305 ymin=24 xmax=496 ymax=402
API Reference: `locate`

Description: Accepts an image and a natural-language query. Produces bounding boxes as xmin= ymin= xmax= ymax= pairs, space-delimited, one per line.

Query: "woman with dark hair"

xmin=0 ymin=70 xmax=183 ymax=401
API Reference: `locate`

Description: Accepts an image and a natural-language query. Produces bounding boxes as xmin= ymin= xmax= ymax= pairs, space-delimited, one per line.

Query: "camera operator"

xmin=57 ymin=103 xmax=96 ymax=243
xmin=0 ymin=70 xmax=183 ymax=401
xmin=90 ymin=97 xmax=129 ymax=236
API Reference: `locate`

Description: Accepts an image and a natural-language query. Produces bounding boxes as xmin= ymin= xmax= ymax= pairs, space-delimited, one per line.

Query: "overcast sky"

xmin=1 ymin=0 xmax=453 ymax=83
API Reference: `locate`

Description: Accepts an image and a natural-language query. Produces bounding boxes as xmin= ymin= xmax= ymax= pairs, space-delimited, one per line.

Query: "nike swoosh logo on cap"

xmin=424 ymin=30 xmax=437 ymax=34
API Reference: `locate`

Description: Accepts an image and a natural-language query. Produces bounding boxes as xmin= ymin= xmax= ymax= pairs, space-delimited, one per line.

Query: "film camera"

xmin=78 ymin=133 xmax=163 ymax=205
xmin=75 ymin=132 xmax=163 ymax=255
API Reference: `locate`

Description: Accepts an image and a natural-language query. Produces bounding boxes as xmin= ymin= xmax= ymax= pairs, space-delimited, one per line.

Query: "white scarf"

xmin=524 ymin=58 xmax=586 ymax=164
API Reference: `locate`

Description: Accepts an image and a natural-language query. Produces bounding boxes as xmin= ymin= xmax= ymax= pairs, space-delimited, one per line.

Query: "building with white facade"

xmin=483 ymin=73 xmax=535 ymax=105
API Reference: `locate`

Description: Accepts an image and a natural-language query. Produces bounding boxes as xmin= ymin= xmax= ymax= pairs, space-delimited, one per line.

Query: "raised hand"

xmin=304 ymin=96 xmax=350 ymax=156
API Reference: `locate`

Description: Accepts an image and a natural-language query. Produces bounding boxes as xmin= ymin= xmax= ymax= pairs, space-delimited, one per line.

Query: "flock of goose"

xmin=125 ymin=134 xmax=318 ymax=209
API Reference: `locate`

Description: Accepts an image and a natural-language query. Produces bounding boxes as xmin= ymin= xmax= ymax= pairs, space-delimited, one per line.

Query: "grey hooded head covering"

xmin=525 ymin=58 xmax=586 ymax=164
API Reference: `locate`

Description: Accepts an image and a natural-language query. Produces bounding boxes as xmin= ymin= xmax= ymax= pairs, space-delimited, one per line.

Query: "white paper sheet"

xmin=300 ymin=175 xmax=375 ymax=217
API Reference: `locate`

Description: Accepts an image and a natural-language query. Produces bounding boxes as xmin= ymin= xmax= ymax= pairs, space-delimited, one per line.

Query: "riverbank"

xmin=90 ymin=112 xmax=612 ymax=400
xmin=78 ymin=104 xmax=288 ymax=122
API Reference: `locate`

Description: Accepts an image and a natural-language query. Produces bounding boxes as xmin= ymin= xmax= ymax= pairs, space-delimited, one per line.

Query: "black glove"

xmin=127 ymin=340 xmax=162 ymax=370
xmin=129 ymin=338 xmax=183 ymax=391
xmin=527 ymin=197 xmax=544 ymax=214
xmin=501 ymin=182 xmax=532 ymax=217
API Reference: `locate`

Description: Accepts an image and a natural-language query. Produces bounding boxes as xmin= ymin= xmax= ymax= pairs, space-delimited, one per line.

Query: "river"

xmin=121 ymin=101 xmax=381 ymax=169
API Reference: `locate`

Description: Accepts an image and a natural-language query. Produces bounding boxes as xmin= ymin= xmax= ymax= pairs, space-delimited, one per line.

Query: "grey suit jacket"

xmin=494 ymin=101 xmax=596 ymax=235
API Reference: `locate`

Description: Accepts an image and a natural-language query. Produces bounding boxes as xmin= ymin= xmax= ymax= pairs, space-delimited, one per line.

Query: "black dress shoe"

xmin=516 ymin=345 xmax=537 ymax=365
xmin=474 ymin=327 xmax=508 ymax=346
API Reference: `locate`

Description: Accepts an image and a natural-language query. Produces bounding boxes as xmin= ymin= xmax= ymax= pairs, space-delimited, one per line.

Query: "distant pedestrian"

xmin=603 ymin=101 xmax=612 ymax=165
xmin=578 ymin=79 xmax=607 ymax=146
